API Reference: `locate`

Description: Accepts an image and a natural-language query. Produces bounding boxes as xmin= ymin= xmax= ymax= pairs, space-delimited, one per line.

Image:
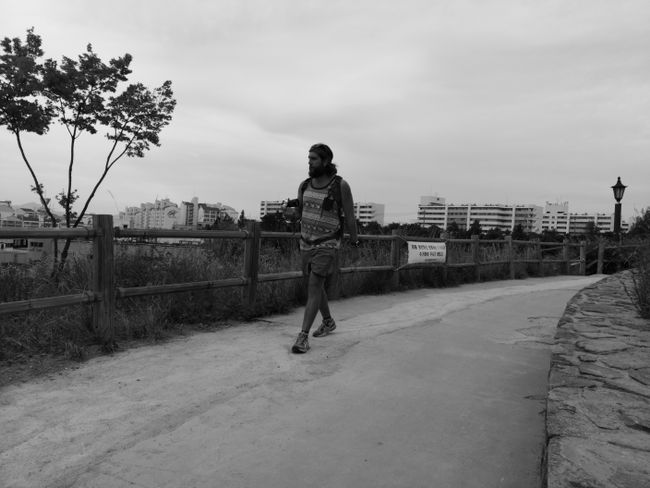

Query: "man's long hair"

xmin=310 ymin=143 xmax=338 ymax=176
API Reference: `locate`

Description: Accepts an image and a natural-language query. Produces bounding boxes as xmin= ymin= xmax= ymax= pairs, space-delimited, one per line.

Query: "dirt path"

xmin=0 ymin=276 xmax=603 ymax=488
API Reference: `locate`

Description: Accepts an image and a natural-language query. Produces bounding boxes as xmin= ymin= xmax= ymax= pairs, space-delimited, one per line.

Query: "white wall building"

xmin=542 ymin=202 xmax=570 ymax=233
xmin=259 ymin=200 xmax=285 ymax=219
xmin=178 ymin=197 xmax=238 ymax=229
xmin=261 ymin=200 xmax=386 ymax=226
xmin=354 ymin=202 xmax=385 ymax=225
xmin=120 ymin=198 xmax=179 ymax=229
xmin=417 ymin=196 xmax=542 ymax=233
xmin=416 ymin=196 xmax=447 ymax=228
xmin=567 ymin=213 xmax=629 ymax=234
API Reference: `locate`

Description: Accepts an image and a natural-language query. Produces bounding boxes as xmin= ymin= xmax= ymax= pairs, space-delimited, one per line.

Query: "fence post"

xmin=390 ymin=230 xmax=400 ymax=290
xmin=537 ymin=240 xmax=545 ymax=277
xmin=505 ymin=235 xmax=515 ymax=280
xmin=597 ymin=239 xmax=605 ymax=274
xmin=580 ymin=241 xmax=587 ymax=275
xmin=471 ymin=234 xmax=480 ymax=281
xmin=244 ymin=221 xmax=260 ymax=309
xmin=563 ymin=238 xmax=570 ymax=275
xmin=92 ymin=214 xmax=115 ymax=347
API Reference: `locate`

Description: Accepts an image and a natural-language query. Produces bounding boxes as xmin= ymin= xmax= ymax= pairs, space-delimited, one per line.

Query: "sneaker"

xmin=291 ymin=331 xmax=310 ymax=353
xmin=313 ymin=317 xmax=336 ymax=337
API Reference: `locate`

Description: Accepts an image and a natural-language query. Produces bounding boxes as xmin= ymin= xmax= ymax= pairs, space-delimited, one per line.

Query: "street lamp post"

xmin=611 ymin=176 xmax=627 ymax=238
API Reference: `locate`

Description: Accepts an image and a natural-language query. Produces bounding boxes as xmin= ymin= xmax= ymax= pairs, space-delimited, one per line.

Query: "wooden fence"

xmin=0 ymin=215 xmax=588 ymax=344
xmin=585 ymin=240 xmax=646 ymax=275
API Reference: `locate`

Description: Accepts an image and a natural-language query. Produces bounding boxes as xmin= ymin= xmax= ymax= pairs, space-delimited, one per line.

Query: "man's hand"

xmin=283 ymin=206 xmax=299 ymax=221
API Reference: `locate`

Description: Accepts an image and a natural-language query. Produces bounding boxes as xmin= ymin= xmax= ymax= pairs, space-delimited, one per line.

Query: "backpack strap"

xmin=298 ymin=178 xmax=311 ymax=206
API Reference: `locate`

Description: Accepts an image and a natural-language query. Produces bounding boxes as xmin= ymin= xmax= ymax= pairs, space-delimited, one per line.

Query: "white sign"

xmin=407 ymin=241 xmax=446 ymax=264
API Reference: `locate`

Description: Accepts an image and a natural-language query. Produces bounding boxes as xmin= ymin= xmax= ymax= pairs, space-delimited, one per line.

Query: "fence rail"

xmin=1 ymin=215 xmax=593 ymax=345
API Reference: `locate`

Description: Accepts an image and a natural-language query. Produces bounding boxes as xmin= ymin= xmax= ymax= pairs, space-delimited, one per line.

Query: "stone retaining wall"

xmin=545 ymin=271 xmax=650 ymax=487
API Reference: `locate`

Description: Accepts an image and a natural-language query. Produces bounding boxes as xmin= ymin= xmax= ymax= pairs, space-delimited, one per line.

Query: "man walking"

xmin=285 ymin=143 xmax=359 ymax=354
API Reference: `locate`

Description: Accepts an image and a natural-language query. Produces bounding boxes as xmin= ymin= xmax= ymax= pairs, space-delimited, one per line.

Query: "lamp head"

xmin=611 ymin=177 xmax=627 ymax=202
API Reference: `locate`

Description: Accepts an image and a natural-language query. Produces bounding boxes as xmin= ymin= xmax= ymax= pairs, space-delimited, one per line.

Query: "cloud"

xmin=1 ymin=0 xmax=649 ymax=223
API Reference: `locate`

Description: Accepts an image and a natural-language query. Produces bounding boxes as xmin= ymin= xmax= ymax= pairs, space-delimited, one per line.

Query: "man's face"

xmin=308 ymin=151 xmax=327 ymax=178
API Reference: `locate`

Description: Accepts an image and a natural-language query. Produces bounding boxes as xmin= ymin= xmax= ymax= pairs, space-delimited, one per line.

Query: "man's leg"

xmin=301 ymin=272 xmax=327 ymax=334
xmin=293 ymin=248 xmax=335 ymax=353
xmin=318 ymin=287 xmax=331 ymax=321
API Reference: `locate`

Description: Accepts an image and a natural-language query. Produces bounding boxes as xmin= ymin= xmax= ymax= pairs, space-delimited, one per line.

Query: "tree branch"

xmin=14 ymin=131 xmax=58 ymax=227
xmin=75 ymin=124 xmax=135 ymax=227
xmin=73 ymin=166 xmax=110 ymax=228
xmin=65 ymin=125 xmax=78 ymax=226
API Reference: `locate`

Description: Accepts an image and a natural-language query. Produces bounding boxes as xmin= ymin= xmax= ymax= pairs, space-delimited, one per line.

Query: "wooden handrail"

xmin=2 ymin=215 xmax=645 ymax=344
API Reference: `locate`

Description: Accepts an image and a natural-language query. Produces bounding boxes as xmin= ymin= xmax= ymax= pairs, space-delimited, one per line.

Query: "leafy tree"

xmin=383 ymin=222 xmax=401 ymax=234
xmin=260 ymin=212 xmax=287 ymax=232
xmin=361 ymin=220 xmax=384 ymax=235
xmin=540 ymin=228 xmax=564 ymax=243
xmin=210 ymin=213 xmax=237 ymax=231
xmin=628 ymin=208 xmax=650 ymax=237
xmin=237 ymin=210 xmax=246 ymax=229
xmin=467 ymin=219 xmax=482 ymax=237
xmin=585 ymin=221 xmax=601 ymax=239
xmin=446 ymin=221 xmax=461 ymax=238
xmin=0 ymin=28 xmax=176 ymax=269
xmin=485 ymin=227 xmax=504 ymax=240
xmin=511 ymin=224 xmax=527 ymax=241
xmin=427 ymin=224 xmax=443 ymax=238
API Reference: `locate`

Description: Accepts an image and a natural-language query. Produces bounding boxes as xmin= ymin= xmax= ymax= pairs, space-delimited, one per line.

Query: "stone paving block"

xmin=547 ymin=437 xmax=650 ymax=488
xmin=601 ymin=351 xmax=650 ymax=370
xmin=578 ymin=363 xmax=625 ymax=379
xmin=630 ymin=367 xmax=650 ymax=386
xmin=576 ymin=339 xmax=630 ymax=354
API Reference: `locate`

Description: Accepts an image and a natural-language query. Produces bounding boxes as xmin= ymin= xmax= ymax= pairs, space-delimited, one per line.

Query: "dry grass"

xmin=630 ymin=246 xmax=650 ymax=320
xmin=0 ymin=236 xmax=578 ymax=366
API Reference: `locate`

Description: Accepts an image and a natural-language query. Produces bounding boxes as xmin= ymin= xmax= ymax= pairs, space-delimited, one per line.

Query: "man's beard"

xmin=308 ymin=165 xmax=327 ymax=178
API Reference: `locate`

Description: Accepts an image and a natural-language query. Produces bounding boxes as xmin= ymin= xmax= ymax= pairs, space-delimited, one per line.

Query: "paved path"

xmin=0 ymin=275 xmax=603 ymax=488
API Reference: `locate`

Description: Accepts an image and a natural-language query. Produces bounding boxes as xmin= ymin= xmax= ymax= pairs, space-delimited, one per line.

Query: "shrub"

xmin=630 ymin=246 xmax=650 ymax=319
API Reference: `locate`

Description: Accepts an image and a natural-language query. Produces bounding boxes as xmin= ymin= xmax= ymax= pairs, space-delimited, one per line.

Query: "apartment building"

xmin=178 ymin=197 xmax=239 ymax=229
xmin=567 ymin=213 xmax=631 ymax=234
xmin=541 ymin=202 xmax=630 ymax=234
xmin=416 ymin=196 xmax=447 ymax=228
xmin=259 ymin=200 xmax=284 ymax=218
xmin=542 ymin=202 xmax=570 ymax=233
xmin=417 ymin=196 xmax=543 ymax=233
xmin=261 ymin=200 xmax=386 ymax=226
xmin=119 ymin=198 xmax=179 ymax=229
xmin=0 ymin=201 xmax=56 ymax=228
xmin=354 ymin=202 xmax=385 ymax=225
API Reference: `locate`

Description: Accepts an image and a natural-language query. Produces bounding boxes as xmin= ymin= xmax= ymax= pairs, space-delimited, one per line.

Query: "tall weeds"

xmin=630 ymin=246 xmax=650 ymax=319
xmin=1 ymin=236 xmax=578 ymax=363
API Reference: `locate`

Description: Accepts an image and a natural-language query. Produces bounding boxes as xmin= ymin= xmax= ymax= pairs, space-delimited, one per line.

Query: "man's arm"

xmin=282 ymin=183 xmax=303 ymax=221
xmin=340 ymin=179 xmax=358 ymax=242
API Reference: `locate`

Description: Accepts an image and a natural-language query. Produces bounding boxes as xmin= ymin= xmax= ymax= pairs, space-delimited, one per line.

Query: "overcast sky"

xmin=1 ymin=0 xmax=648 ymax=223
